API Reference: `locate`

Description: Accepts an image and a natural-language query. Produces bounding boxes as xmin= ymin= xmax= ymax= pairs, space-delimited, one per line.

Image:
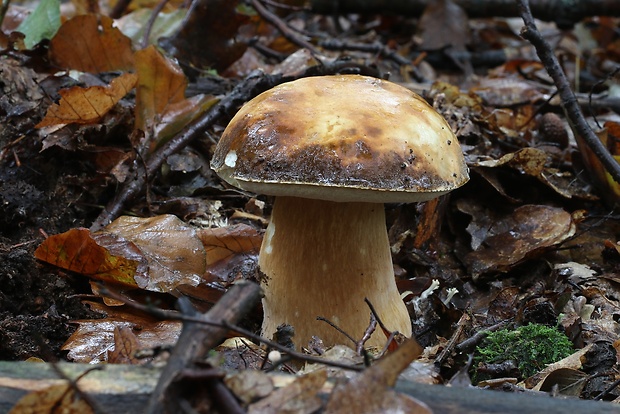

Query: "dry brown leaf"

xmin=324 ymin=338 xmax=431 ymax=414
xmin=160 ymin=0 xmax=253 ymax=71
xmin=49 ymin=14 xmax=135 ymax=73
xmin=36 ymin=73 xmax=138 ymax=128
xmin=35 ymin=228 xmax=145 ymax=287
xmin=62 ymin=301 xmax=181 ymax=363
xmin=104 ymin=214 xmax=206 ymax=292
xmin=134 ymin=46 xmax=186 ymax=134
xmin=107 ymin=326 xmax=141 ymax=364
xmin=464 ymin=205 xmax=576 ymax=277
xmin=133 ymin=46 xmax=218 ymax=149
xmin=196 ymin=223 xmax=262 ymax=285
xmin=225 ymin=370 xmax=275 ymax=405
xmin=248 ymin=369 xmax=327 ymax=414
xmin=9 ymin=383 xmax=95 ymax=414
xmin=418 ymin=0 xmax=470 ymax=51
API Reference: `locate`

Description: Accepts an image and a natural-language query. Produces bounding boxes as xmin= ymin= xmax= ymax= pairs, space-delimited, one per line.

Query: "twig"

xmin=517 ymin=0 xmax=620 ymax=184
xmin=146 ymin=281 xmax=261 ymax=414
xmin=250 ymin=0 xmax=320 ymax=55
xmin=141 ymin=0 xmax=171 ymax=49
xmin=109 ymin=0 xmax=132 ymax=19
xmin=96 ymin=283 xmax=364 ymax=372
xmin=49 ymin=364 xmax=106 ymax=414
xmin=91 ymin=70 xmax=284 ymax=231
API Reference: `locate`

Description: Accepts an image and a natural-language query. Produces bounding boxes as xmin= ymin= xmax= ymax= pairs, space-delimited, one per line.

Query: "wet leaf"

xmin=35 ymin=73 xmax=138 ymax=128
xmin=35 ymin=228 xmax=145 ymax=287
xmin=197 ymin=223 xmax=262 ymax=285
xmin=15 ymin=0 xmax=60 ymax=49
xmin=49 ymin=14 xmax=135 ymax=73
xmin=107 ymin=326 xmax=141 ymax=364
xmin=104 ymin=215 xmax=206 ymax=292
xmin=464 ymin=205 xmax=576 ymax=277
xmin=134 ymin=46 xmax=217 ymax=149
xmin=62 ymin=301 xmax=181 ymax=363
xmin=9 ymin=383 xmax=94 ymax=414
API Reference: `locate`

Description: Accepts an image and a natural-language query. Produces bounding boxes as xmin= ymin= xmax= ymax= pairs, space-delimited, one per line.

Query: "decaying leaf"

xmin=49 ymin=14 xmax=135 ymax=73
xmin=463 ymin=204 xmax=576 ymax=277
xmin=248 ymin=369 xmax=327 ymax=414
xmin=225 ymin=370 xmax=275 ymax=405
xmin=35 ymin=228 xmax=145 ymax=287
xmin=324 ymin=339 xmax=431 ymax=414
xmin=575 ymin=121 xmax=620 ymax=204
xmin=9 ymin=382 xmax=94 ymax=414
xmin=35 ymin=215 xmax=207 ymax=292
xmin=134 ymin=45 xmax=217 ymax=150
xmin=191 ymin=223 xmax=263 ymax=287
xmin=107 ymin=326 xmax=141 ymax=364
xmin=104 ymin=214 xmax=206 ymax=292
xmin=62 ymin=301 xmax=181 ymax=363
xmin=36 ymin=73 xmax=138 ymax=128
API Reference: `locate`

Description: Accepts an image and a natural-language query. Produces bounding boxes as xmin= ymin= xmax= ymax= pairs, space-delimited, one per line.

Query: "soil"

xmin=0 ymin=139 xmax=100 ymax=361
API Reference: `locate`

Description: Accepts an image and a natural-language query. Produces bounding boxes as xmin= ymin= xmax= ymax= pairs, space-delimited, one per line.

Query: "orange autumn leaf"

xmin=36 ymin=73 xmax=138 ymax=127
xmin=50 ymin=14 xmax=135 ymax=73
xmin=134 ymin=46 xmax=187 ymax=133
xmin=35 ymin=228 xmax=145 ymax=287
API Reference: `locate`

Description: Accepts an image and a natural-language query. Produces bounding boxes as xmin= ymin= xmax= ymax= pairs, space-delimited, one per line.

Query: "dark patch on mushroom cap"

xmin=211 ymin=75 xmax=469 ymax=202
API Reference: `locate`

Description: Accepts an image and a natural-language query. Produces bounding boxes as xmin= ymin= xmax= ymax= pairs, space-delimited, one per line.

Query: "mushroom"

xmin=211 ymin=75 xmax=469 ymax=348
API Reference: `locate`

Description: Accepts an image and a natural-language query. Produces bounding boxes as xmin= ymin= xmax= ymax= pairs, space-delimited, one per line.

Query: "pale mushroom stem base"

xmin=259 ymin=196 xmax=413 ymax=349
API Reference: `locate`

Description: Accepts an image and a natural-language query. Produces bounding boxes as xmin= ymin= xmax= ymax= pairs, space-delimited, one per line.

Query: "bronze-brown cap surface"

xmin=211 ymin=75 xmax=469 ymax=202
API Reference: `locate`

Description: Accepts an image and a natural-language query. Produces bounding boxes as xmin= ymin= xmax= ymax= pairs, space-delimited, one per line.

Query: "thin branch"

xmin=250 ymin=0 xmax=320 ymax=55
xmin=517 ymin=0 xmax=620 ymax=185
xmin=96 ymin=284 xmax=364 ymax=372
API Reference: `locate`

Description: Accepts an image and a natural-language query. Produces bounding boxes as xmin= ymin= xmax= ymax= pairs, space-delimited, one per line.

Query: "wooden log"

xmin=2 ymin=361 xmax=620 ymax=414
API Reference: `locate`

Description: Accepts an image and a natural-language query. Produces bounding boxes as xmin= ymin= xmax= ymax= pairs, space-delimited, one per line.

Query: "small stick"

xmin=517 ymin=0 xmax=620 ymax=184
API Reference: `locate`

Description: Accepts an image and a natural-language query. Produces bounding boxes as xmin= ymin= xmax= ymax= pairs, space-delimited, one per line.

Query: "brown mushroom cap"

xmin=211 ymin=75 xmax=469 ymax=203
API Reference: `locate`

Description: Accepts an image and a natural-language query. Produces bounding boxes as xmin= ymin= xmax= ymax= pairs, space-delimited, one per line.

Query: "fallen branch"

xmin=146 ymin=281 xmax=261 ymax=414
xmin=517 ymin=0 xmax=620 ymax=185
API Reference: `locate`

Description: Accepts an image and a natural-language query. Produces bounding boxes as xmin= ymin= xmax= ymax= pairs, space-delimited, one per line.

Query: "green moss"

xmin=473 ymin=323 xmax=573 ymax=381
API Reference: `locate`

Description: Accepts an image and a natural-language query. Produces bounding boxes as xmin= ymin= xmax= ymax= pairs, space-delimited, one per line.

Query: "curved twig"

xmin=517 ymin=0 xmax=620 ymax=185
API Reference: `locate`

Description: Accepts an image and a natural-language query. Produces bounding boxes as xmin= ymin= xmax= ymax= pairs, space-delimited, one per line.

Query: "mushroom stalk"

xmin=259 ymin=196 xmax=412 ymax=348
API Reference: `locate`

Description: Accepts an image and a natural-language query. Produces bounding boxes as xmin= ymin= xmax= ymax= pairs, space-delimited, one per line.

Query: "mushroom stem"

xmin=259 ymin=196 xmax=412 ymax=348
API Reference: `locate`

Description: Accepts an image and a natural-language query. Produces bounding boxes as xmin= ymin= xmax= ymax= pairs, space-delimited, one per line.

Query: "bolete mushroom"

xmin=211 ymin=75 xmax=468 ymax=348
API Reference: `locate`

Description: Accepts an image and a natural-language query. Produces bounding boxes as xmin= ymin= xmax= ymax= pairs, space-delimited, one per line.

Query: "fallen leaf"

xmin=159 ymin=0 xmax=254 ymax=71
xmin=9 ymin=383 xmax=94 ymax=414
xmin=225 ymin=370 xmax=275 ymax=405
xmin=464 ymin=205 xmax=576 ymax=277
xmin=248 ymin=369 xmax=327 ymax=414
xmin=36 ymin=73 xmax=138 ymax=128
xmin=35 ymin=228 xmax=145 ymax=287
xmin=197 ymin=223 xmax=262 ymax=286
xmin=15 ymin=0 xmax=60 ymax=49
xmin=49 ymin=14 xmax=135 ymax=73
xmin=324 ymin=338 xmax=431 ymax=414
xmin=104 ymin=214 xmax=206 ymax=292
xmin=62 ymin=301 xmax=181 ymax=363
xmin=134 ymin=46 xmax=218 ymax=150
xmin=107 ymin=326 xmax=141 ymax=364
xmin=418 ymin=0 xmax=470 ymax=52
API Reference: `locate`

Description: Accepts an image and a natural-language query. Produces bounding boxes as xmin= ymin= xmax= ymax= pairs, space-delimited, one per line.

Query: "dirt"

xmin=0 ymin=138 xmax=100 ymax=361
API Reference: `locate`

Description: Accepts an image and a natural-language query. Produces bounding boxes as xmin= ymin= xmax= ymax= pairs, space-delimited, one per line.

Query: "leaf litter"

xmin=2 ymin=0 xmax=620 ymax=412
